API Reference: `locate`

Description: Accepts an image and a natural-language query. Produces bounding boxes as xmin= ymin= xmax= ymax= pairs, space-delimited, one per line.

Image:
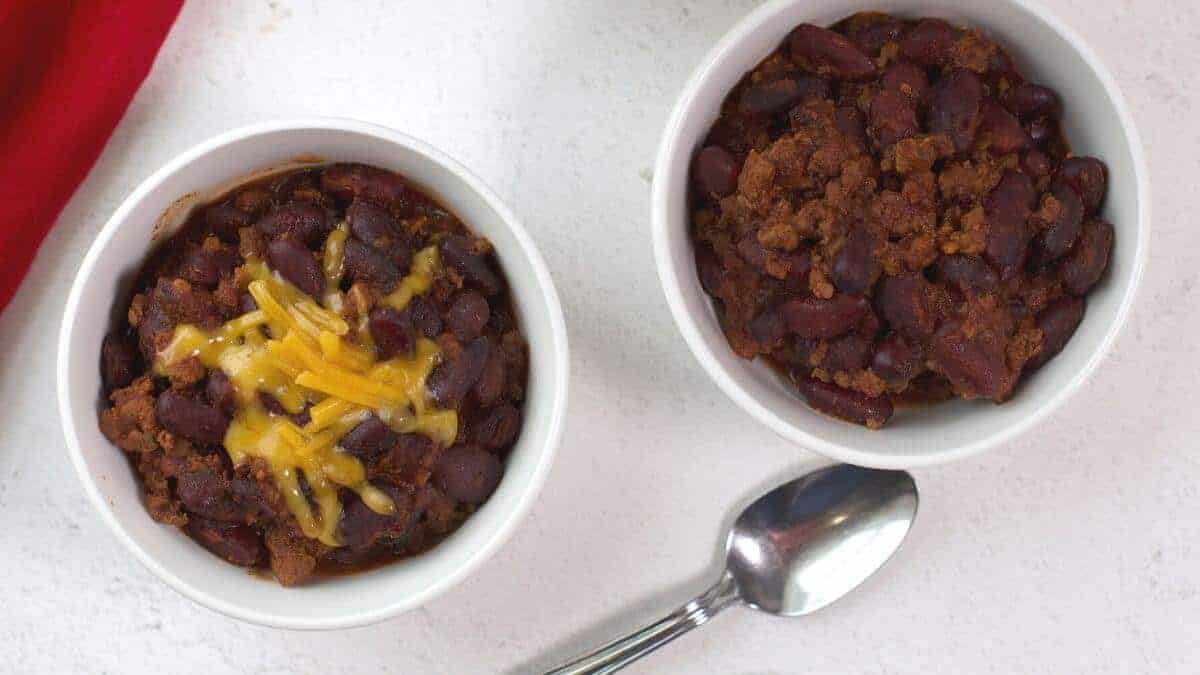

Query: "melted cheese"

xmin=382 ymin=245 xmax=440 ymax=310
xmin=321 ymin=221 xmax=350 ymax=312
xmin=155 ymin=244 xmax=454 ymax=547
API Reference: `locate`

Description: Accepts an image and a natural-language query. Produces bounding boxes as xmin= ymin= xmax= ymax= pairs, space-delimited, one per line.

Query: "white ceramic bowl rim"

xmin=652 ymin=0 xmax=1150 ymax=468
xmin=57 ymin=117 xmax=569 ymax=629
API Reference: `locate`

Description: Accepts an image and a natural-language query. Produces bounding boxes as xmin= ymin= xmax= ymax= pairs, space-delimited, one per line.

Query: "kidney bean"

xmin=178 ymin=468 xmax=240 ymax=521
xmin=448 ymin=291 xmax=490 ymax=341
xmin=900 ymin=18 xmax=958 ymax=67
xmin=339 ymin=415 xmax=397 ymax=459
xmin=1029 ymin=296 xmax=1085 ymax=368
xmin=692 ymin=146 xmax=740 ymax=201
xmin=1005 ymin=271 xmax=1059 ymax=319
xmin=834 ymin=105 xmax=869 ymax=150
xmin=832 ymin=81 xmax=868 ymax=111
xmin=369 ymin=306 xmax=415 ymax=359
xmin=831 ymin=225 xmax=882 ymax=294
xmin=472 ymin=404 xmax=522 ymax=451
xmin=739 ymin=79 xmax=797 ymax=117
xmin=975 ymin=101 xmax=1030 ymax=155
xmin=185 ymin=516 xmax=264 ymax=566
xmin=338 ymin=487 xmax=414 ymax=549
xmin=778 ymin=294 xmax=869 ymax=340
xmin=788 ymin=24 xmax=876 ymax=80
xmin=321 ymin=163 xmax=408 ymax=208
xmin=101 ymin=333 xmax=138 ymax=391
xmin=785 ymin=247 xmax=814 ymax=286
xmin=434 ymin=444 xmax=503 ymax=504
xmin=137 ymin=303 xmax=173 ymax=362
xmin=871 ymin=333 xmax=923 ymax=384
xmin=130 ymin=303 xmax=181 ymax=362
xmin=695 ymin=242 xmax=726 ymax=296
xmin=740 ymin=76 xmax=829 ymax=118
xmin=205 ymin=204 xmax=252 ymax=242
xmin=929 ymin=69 xmax=983 ymax=152
xmin=840 ymin=15 xmax=905 ymax=56
xmin=230 ymin=471 xmax=283 ymax=520
xmin=427 ymin=337 xmax=490 ymax=408
xmin=823 ymin=334 xmax=873 ymax=372
xmin=876 ymin=273 xmax=938 ymax=339
xmin=409 ymin=295 xmax=443 ymax=338
xmin=181 ymin=246 xmax=238 ymax=288
xmin=796 ymin=378 xmax=893 ymax=428
xmin=1027 ymin=119 xmax=1050 ymax=146
xmin=239 ymin=293 xmax=258 ymax=314
xmin=1021 ymin=149 xmax=1052 ymax=183
xmin=205 ymin=371 xmax=236 ymax=416
xmin=274 ymin=168 xmax=322 ymax=201
xmin=440 ymin=235 xmax=502 ymax=296
xmin=881 ymin=61 xmax=929 ymax=104
xmin=749 ymin=307 xmax=788 ymax=349
xmin=935 ymin=254 xmax=999 ymax=294
xmin=930 ymin=322 xmax=1013 ymax=400
xmin=868 ymin=89 xmax=920 ymax=149
xmin=335 ymin=503 xmax=387 ymax=551
xmin=473 ymin=347 xmax=507 ymax=406
xmin=257 ymin=390 xmax=287 ymax=415
xmin=487 ymin=305 xmax=515 ymax=334
xmin=737 ymin=235 xmax=770 ymax=271
xmin=798 ymin=75 xmax=834 ymax=101
xmin=1026 ymin=117 xmax=1055 ymax=147
xmin=267 ymin=236 xmax=325 ymax=297
xmin=233 ymin=187 xmax=273 ymax=216
xmin=344 ymin=238 xmax=401 ymax=293
xmin=1038 ymin=184 xmax=1085 ymax=261
xmin=347 ymin=200 xmax=412 ymax=268
xmin=855 ymin=305 xmax=884 ymax=337
xmin=256 ymin=203 xmax=332 ymax=245
xmin=1003 ymin=83 xmax=1060 ymax=118
xmin=156 ymin=390 xmax=230 ymax=445
xmin=770 ymin=336 xmax=818 ymax=368
xmin=1055 ymin=157 xmax=1108 ymax=215
xmin=987 ymin=45 xmax=1022 ymax=86
xmin=984 ymin=170 xmax=1036 ymax=279
xmin=1059 ymin=219 xmax=1114 ymax=295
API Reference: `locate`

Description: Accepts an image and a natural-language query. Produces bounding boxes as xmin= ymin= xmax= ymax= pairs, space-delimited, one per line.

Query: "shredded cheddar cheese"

xmin=154 ymin=244 xmax=454 ymax=547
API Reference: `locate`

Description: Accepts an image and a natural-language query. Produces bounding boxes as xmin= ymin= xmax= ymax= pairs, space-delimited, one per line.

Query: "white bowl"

xmin=652 ymin=0 xmax=1149 ymax=468
xmin=57 ymin=118 xmax=569 ymax=629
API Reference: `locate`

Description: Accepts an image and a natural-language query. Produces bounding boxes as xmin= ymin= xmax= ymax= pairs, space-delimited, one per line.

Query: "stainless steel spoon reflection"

xmin=545 ymin=464 xmax=919 ymax=674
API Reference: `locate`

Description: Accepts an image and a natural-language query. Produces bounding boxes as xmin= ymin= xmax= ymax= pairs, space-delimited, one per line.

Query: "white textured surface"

xmin=1 ymin=0 xmax=1196 ymax=672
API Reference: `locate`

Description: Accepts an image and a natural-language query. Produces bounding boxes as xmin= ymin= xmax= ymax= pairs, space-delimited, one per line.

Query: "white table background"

xmin=2 ymin=1 xmax=1197 ymax=672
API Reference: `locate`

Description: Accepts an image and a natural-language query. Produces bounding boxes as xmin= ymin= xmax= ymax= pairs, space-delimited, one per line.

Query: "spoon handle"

xmin=544 ymin=570 xmax=739 ymax=675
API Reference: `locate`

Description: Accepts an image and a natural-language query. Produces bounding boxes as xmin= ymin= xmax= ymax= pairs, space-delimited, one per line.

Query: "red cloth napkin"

xmin=0 ymin=0 xmax=184 ymax=313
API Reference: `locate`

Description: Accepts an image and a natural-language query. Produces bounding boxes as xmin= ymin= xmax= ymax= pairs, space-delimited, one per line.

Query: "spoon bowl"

xmin=548 ymin=464 xmax=918 ymax=674
xmin=727 ymin=465 xmax=918 ymax=616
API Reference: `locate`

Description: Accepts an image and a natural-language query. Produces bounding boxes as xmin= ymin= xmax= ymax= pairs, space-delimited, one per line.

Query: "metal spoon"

xmin=545 ymin=464 xmax=918 ymax=674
